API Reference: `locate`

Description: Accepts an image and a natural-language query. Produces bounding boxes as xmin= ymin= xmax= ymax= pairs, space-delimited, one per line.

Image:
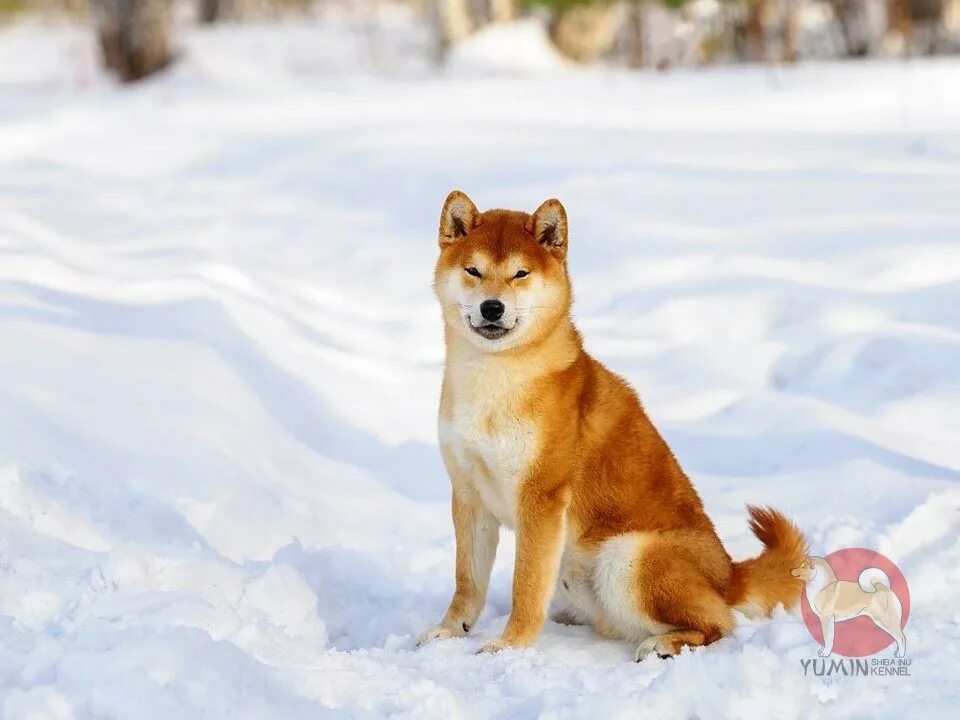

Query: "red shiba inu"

xmin=419 ymin=191 xmax=807 ymax=659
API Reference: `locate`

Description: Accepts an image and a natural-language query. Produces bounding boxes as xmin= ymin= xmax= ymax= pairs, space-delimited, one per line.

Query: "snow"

xmin=446 ymin=18 xmax=571 ymax=76
xmin=1 ymin=16 xmax=960 ymax=720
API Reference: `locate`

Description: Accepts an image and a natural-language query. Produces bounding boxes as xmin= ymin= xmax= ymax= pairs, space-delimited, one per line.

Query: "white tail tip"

xmin=858 ymin=567 xmax=891 ymax=592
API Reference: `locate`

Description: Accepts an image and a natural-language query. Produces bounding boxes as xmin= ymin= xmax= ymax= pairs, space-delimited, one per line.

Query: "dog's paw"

xmin=550 ymin=608 xmax=582 ymax=626
xmin=416 ymin=622 xmax=468 ymax=648
xmin=818 ymin=647 xmax=832 ymax=658
xmin=476 ymin=636 xmax=527 ymax=655
xmin=475 ymin=638 xmax=509 ymax=654
xmin=635 ymin=636 xmax=672 ymax=662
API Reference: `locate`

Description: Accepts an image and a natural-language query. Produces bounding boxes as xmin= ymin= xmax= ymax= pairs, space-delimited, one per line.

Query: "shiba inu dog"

xmin=419 ymin=191 xmax=807 ymax=659
xmin=791 ymin=557 xmax=906 ymax=657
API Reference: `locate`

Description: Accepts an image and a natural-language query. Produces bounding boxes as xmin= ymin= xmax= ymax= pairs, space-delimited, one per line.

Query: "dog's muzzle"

xmin=471 ymin=321 xmax=511 ymax=340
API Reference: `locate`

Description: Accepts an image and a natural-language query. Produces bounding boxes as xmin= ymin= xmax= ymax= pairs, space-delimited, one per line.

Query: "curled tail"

xmin=858 ymin=567 xmax=902 ymax=617
xmin=728 ymin=506 xmax=807 ymax=618
xmin=858 ymin=567 xmax=891 ymax=593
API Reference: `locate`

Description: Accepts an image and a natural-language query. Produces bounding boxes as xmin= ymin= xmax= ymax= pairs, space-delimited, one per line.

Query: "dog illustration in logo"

xmin=791 ymin=556 xmax=906 ymax=657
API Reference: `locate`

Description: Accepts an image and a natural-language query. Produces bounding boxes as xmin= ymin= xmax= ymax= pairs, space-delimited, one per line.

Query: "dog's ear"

xmin=526 ymin=198 xmax=568 ymax=259
xmin=439 ymin=190 xmax=480 ymax=247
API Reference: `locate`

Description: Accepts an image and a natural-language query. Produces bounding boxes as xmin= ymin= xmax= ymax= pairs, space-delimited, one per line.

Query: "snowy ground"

xmin=1 ymin=16 xmax=959 ymax=720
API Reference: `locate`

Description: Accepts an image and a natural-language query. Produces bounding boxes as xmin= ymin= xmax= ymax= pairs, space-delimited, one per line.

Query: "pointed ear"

xmin=439 ymin=190 xmax=481 ymax=247
xmin=526 ymin=198 xmax=568 ymax=258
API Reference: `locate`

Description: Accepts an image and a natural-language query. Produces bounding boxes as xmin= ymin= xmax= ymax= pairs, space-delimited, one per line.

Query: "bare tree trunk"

xmin=887 ymin=0 xmax=912 ymax=52
xmin=430 ymin=0 xmax=473 ymax=60
xmin=832 ymin=0 xmax=871 ymax=56
xmin=91 ymin=0 xmax=172 ymax=82
xmin=551 ymin=2 xmax=625 ymax=63
xmin=783 ymin=0 xmax=799 ymax=62
xmin=626 ymin=0 xmax=648 ymax=68
xmin=489 ymin=0 xmax=514 ymax=23
xmin=198 ymin=0 xmax=221 ymax=24
xmin=890 ymin=0 xmax=947 ymax=54
xmin=744 ymin=0 xmax=767 ymax=62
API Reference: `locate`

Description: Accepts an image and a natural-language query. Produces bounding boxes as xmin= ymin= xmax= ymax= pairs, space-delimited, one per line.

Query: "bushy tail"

xmin=728 ymin=506 xmax=808 ymax=618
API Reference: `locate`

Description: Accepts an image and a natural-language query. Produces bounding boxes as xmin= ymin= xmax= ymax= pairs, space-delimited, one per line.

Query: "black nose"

xmin=480 ymin=299 xmax=505 ymax=322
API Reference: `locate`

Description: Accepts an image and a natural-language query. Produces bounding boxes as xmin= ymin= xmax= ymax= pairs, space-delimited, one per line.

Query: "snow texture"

xmin=1 ymin=16 xmax=959 ymax=720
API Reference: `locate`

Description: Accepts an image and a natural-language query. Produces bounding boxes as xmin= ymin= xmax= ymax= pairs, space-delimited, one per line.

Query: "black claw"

xmin=462 ymin=622 xmax=471 ymax=633
xmin=562 ymin=580 xmax=569 ymax=590
xmin=636 ymin=651 xmax=674 ymax=663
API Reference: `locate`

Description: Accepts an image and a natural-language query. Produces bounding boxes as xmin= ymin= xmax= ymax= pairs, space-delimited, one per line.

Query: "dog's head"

xmin=791 ymin=556 xmax=826 ymax=582
xmin=433 ymin=191 xmax=571 ymax=352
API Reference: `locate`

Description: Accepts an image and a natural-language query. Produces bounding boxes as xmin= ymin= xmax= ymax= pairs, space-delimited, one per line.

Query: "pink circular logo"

xmin=796 ymin=548 xmax=909 ymax=658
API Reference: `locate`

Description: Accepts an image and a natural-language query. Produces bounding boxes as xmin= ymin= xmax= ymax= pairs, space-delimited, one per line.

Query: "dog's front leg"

xmin=418 ymin=492 xmax=499 ymax=646
xmin=818 ymin=615 xmax=835 ymax=657
xmin=478 ymin=484 xmax=569 ymax=653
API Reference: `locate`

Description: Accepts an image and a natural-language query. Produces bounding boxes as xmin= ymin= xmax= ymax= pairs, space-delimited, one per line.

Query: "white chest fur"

xmin=439 ymin=359 xmax=539 ymax=529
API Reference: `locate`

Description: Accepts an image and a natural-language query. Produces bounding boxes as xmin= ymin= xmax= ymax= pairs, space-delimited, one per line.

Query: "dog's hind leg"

xmin=633 ymin=576 xmax=734 ymax=660
xmin=627 ymin=540 xmax=735 ymax=660
xmin=635 ymin=628 xmax=722 ymax=660
xmin=870 ymin=603 xmax=906 ymax=658
xmin=884 ymin=623 xmax=907 ymax=658
xmin=892 ymin=630 xmax=906 ymax=658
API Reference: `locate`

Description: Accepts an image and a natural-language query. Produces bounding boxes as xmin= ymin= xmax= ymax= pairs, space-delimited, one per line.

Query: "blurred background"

xmin=2 ymin=0 xmax=959 ymax=82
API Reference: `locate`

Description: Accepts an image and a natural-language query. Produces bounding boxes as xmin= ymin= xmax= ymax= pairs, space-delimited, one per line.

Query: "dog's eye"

xmin=465 ymin=267 xmax=481 ymax=278
xmin=513 ymin=270 xmax=529 ymax=279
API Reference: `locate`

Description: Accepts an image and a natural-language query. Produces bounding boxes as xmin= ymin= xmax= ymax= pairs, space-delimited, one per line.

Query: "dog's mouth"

xmin=471 ymin=323 xmax=511 ymax=340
